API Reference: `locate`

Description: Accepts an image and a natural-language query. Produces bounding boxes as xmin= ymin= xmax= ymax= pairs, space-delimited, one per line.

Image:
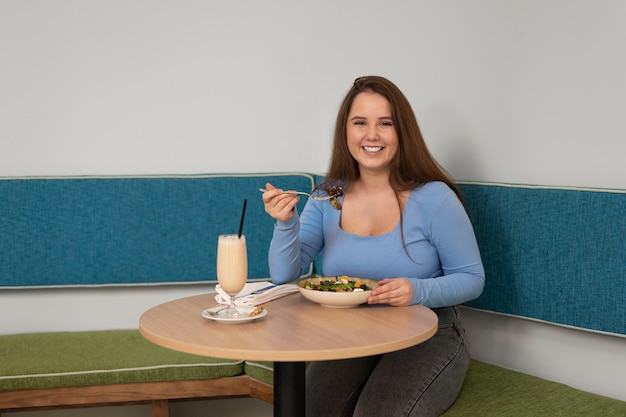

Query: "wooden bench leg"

xmin=151 ymin=399 xmax=169 ymax=417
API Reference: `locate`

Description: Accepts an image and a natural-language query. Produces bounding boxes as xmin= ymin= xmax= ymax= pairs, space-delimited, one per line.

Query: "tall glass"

xmin=216 ymin=234 xmax=248 ymax=318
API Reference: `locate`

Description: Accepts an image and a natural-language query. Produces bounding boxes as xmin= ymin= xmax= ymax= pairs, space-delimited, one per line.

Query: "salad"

xmin=302 ymin=276 xmax=371 ymax=292
xmin=325 ymin=186 xmax=344 ymax=210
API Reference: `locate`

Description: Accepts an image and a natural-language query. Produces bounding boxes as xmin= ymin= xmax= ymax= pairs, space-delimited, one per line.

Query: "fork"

xmin=258 ymin=188 xmax=335 ymax=201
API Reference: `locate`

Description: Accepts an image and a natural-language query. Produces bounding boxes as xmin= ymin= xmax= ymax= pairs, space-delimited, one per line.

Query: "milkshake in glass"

xmin=216 ymin=234 xmax=248 ymax=317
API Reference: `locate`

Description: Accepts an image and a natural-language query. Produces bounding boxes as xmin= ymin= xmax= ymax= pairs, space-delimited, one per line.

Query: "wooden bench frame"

xmin=0 ymin=376 xmax=273 ymax=417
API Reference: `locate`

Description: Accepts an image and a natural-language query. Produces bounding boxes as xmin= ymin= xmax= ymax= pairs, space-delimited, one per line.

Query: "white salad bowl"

xmin=296 ymin=276 xmax=379 ymax=308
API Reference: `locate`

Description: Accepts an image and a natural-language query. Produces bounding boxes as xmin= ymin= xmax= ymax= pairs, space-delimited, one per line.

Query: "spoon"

xmin=205 ymin=305 xmax=265 ymax=318
xmin=204 ymin=306 xmax=229 ymax=317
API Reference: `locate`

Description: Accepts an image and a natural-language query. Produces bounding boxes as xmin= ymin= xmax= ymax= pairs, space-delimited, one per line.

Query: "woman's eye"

xmin=354 ymin=120 xmax=366 ymax=126
xmin=380 ymin=121 xmax=393 ymax=127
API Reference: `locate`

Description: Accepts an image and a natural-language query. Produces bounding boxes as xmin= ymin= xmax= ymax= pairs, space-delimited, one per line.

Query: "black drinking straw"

xmin=238 ymin=199 xmax=247 ymax=238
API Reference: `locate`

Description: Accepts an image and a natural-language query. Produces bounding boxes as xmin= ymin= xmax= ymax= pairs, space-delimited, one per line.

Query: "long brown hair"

xmin=321 ymin=75 xmax=464 ymax=205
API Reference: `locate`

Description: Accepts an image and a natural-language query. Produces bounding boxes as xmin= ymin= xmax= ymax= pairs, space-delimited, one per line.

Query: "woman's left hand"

xmin=368 ymin=278 xmax=413 ymax=306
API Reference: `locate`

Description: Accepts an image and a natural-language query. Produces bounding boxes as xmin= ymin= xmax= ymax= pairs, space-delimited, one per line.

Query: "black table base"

xmin=274 ymin=361 xmax=306 ymax=417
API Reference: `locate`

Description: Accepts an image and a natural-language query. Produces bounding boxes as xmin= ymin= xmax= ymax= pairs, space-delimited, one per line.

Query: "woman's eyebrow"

xmin=349 ymin=115 xmax=393 ymax=120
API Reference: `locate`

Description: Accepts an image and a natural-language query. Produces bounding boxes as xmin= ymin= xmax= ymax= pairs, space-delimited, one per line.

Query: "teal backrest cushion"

xmin=459 ymin=182 xmax=625 ymax=335
xmin=0 ymin=173 xmax=314 ymax=287
xmin=2 ymin=175 xmax=623 ymax=335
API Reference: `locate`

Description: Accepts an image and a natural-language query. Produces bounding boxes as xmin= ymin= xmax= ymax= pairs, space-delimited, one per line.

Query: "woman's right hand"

xmin=261 ymin=183 xmax=300 ymax=222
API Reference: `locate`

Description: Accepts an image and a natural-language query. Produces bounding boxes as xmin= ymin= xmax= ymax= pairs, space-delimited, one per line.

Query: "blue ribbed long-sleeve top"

xmin=268 ymin=181 xmax=485 ymax=308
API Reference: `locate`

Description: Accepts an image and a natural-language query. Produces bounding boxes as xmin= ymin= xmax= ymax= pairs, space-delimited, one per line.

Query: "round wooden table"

xmin=139 ymin=292 xmax=438 ymax=417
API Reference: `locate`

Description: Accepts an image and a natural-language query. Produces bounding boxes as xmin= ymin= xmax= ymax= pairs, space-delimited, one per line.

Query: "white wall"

xmin=2 ymin=1 xmax=625 ymax=188
xmin=1 ymin=0 xmax=625 ymax=411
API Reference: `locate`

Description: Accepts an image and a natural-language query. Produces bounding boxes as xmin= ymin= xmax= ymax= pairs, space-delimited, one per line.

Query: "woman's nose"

xmin=366 ymin=125 xmax=379 ymax=139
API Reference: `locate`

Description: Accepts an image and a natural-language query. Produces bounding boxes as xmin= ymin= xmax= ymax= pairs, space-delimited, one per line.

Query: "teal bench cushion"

xmin=458 ymin=182 xmax=626 ymax=335
xmin=0 ymin=330 xmax=243 ymax=391
xmin=0 ymin=173 xmax=314 ymax=287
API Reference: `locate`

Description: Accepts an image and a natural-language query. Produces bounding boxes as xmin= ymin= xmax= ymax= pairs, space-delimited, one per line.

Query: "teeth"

xmin=363 ymin=146 xmax=383 ymax=152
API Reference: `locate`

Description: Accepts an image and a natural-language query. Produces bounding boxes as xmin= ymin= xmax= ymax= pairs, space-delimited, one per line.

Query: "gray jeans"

xmin=306 ymin=306 xmax=470 ymax=417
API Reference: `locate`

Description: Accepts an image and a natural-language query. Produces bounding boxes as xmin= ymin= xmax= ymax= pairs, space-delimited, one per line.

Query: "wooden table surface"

xmin=139 ymin=292 xmax=438 ymax=362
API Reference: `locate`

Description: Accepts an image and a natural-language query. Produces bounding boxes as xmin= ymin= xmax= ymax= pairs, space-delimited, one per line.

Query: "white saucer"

xmin=201 ymin=306 xmax=268 ymax=324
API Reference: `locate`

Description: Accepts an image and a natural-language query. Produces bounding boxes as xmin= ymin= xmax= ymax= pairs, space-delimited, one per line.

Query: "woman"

xmin=261 ymin=76 xmax=484 ymax=417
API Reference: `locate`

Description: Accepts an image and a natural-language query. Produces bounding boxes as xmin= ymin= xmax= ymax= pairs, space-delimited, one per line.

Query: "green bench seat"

xmin=0 ymin=330 xmax=273 ymax=416
xmin=244 ymin=359 xmax=626 ymax=416
xmin=443 ymin=360 xmax=626 ymax=417
xmin=3 ymin=330 xmax=624 ymax=416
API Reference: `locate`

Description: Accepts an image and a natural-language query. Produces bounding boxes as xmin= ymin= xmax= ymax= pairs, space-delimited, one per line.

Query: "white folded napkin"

xmin=215 ymin=282 xmax=299 ymax=306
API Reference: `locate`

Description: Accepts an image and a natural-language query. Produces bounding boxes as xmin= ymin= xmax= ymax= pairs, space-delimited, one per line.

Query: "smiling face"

xmin=346 ymin=92 xmax=399 ymax=176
